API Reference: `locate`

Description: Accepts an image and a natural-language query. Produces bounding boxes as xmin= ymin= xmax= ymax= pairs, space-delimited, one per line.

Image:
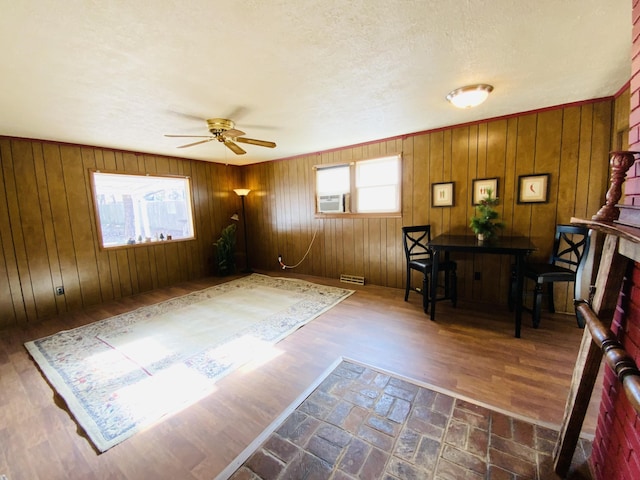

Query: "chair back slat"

xmin=550 ymin=225 xmax=590 ymax=270
xmin=402 ymin=225 xmax=433 ymax=261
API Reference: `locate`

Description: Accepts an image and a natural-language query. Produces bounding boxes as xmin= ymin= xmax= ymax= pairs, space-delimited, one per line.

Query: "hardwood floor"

xmin=0 ymin=271 xmax=602 ymax=480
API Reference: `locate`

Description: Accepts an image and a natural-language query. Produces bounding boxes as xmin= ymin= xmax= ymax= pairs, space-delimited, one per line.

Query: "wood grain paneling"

xmin=0 ymin=138 xmax=241 ymax=328
xmin=244 ymin=100 xmax=613 ymax=315
xmin=613 ymin=88 xmax=630 ymax=150
xmin=0 ymin=99 xmax=615 ymax=327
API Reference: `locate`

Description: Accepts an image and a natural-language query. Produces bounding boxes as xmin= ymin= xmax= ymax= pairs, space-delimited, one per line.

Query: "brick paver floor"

xmin=229 ymin=360 xmax=591 ymax=479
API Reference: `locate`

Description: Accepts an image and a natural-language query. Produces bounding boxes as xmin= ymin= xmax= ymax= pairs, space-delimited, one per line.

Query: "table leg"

xmin=429 ymin=250 xmax=440 ymax=320
xmin=515 ymin=254 xmax=524 ymax=338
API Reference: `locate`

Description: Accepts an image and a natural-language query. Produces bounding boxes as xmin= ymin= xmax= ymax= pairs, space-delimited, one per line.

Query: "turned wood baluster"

xmin=576 ymin=301 xmax=640 ymax=414
xmin=592 ymin=151 xmax=639 ymax=222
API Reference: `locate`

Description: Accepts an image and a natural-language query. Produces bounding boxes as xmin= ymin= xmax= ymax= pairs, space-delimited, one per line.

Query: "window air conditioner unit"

xmin=318 ymin=194 xmax=344 ymax=213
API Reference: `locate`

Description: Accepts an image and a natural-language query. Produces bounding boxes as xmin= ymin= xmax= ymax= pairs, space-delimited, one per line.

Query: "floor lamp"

xmin=233 ymin=188 xmax=252 ymax=273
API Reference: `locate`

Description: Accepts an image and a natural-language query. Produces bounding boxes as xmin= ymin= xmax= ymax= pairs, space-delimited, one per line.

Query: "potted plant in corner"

xmin=213 ymin=223 xmax=237 ymax=276
xmin=470 ymin=188 xmax=504 ymax=241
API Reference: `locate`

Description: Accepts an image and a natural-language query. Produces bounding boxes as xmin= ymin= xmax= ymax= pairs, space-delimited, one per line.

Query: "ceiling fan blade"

xmin=224 ymin=106 xmax=248 ymax=121
xmin=177 ymin=138 xmax=216 ymax=148
xmin=165 ymin=134 xmax=213 ymax=138
xmin=234 ymin=137 xmax=276 ymax=148
xmin=223 ymin=139 xmax=246 ymax=155
xmin=166 ymin=109 xmax=207 ymax=122
xmin=224 ymin=128 xmax=245 ymax=137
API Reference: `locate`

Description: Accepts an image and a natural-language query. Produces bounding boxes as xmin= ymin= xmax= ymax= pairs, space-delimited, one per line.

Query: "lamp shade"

xmin=446 ymin=84 xmax=493 ymax=108
xmin=233 ymin=188 xmax=251 ymax=197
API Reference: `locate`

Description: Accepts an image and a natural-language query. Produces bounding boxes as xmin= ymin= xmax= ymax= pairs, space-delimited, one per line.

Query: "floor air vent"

xmin=340 ymin=274 xmax=365 ymax=285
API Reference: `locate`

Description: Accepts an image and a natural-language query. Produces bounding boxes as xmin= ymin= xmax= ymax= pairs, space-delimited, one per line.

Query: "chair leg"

xmin=404 ymin=268 xmax=411 ymax=301
xmin=547 ymin=283 xmax=556 ymax=313
xmin=444 ymin=269 xmax=450 ymax=298
xmin=532 ymin=282 xmax=543 ymax=328
xmin=451 ymin=267 xmax=457 ymax=308
xmin=507 ymin=266 xmax=516 ymax=312
xmin=422 ymin=273 xmax=429 ymax=313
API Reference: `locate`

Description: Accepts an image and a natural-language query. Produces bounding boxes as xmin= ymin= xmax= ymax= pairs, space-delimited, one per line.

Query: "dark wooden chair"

xmin=509 ymin=224 xmax=591 ymax=328
xmin=402 ymin=225 xmax=457 ymax=313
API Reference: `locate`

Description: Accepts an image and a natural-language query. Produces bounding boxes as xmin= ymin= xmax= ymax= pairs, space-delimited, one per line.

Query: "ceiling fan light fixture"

xmin=207 ymin=118 xmax=235 ymax=133
xmin=166 ymin=117 xmax=276 ymax=155
xmin=446 ymin=84 xmax=494 ymax=108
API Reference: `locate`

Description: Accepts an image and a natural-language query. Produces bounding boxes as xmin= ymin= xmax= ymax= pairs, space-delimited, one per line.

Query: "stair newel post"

xmin=592 ymin=151 xmax=639 ymax=222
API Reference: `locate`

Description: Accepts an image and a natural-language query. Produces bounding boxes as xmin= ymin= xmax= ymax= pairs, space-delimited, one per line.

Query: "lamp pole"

xmin=233 ymin=189 xmax=252 ymax=273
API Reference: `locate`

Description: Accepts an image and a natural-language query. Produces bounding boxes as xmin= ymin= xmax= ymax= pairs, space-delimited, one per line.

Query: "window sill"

xmin=98 ymin=237 xmax=196 ymax=251
xmin=314 ymin=212 xmax=402 ymax=220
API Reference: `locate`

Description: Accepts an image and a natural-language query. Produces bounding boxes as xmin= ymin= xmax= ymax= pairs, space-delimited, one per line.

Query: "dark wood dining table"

xmin=427 ymin=234 xmax=536 ymax=338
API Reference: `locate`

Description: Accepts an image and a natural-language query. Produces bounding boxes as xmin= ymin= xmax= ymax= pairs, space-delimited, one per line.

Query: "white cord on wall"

xmin=278 ymin=225 xmax=320 ymax=269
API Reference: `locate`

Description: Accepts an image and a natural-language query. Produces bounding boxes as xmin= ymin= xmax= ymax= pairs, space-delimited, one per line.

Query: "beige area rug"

xmin=24 ymin=274 xmax=354 ymax=452
xmin=220 ymin=359 xmax=593 ymax=480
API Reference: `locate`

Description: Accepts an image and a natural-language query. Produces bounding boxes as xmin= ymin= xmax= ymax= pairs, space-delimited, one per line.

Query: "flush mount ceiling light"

xmin=446 ymin=84 xmax=494 ymax=108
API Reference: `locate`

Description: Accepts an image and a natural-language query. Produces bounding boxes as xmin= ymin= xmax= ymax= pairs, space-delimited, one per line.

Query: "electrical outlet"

xmin=474 ymin=272 xmax=481 ymax=281
xmin=55 ymin=286 xmax=65 ymax=296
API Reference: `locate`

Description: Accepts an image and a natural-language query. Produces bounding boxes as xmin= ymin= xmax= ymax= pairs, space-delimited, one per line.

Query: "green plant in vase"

xmin=213 ymin=223 xmax=237 ymax=275
xmin=470 ymin=188 xmax=504 ymax=241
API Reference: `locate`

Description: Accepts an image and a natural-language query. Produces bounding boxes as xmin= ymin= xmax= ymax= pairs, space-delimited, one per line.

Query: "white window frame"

xmin=90 ymin=170 xmax=196 ymax=249
xmin=314 ymin=154 xmax=402 ymax=216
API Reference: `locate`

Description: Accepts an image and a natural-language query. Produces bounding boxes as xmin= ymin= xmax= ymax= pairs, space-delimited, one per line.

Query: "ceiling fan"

xmin=165 ymin=118 xmax=276 ymax=155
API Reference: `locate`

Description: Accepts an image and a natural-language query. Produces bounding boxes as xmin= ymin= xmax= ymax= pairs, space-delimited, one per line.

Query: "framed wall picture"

xmin=472 ymin=177 xmax=499 ymax=205
xmin=518 ymin=173 xmax=550 ymax=203
xmin=432 ymin=182 xmax=454 ymax=207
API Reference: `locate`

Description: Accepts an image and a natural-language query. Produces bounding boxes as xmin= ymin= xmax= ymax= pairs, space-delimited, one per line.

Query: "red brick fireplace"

xmin=590 ymin=277 xmax=640 ymax=478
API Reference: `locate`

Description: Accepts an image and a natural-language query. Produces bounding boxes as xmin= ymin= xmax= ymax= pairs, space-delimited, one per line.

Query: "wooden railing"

xmin=575 ymin=300 xmax=640 ymax=414
xmin=553 ymin=218 xmax=640 ymax=476
xmin=554 ymin=152 xmax=640 ymax=476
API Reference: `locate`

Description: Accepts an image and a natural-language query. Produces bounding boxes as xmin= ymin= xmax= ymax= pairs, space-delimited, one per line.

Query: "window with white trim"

xmin=315 ymin=154 xmax=401 ymax=215
xmin=90 ymin=170 xmax=196 ymax=248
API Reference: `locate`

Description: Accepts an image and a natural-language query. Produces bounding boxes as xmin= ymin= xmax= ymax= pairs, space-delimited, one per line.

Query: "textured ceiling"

xmin=0 ymin=1 xmax=631 ymax=166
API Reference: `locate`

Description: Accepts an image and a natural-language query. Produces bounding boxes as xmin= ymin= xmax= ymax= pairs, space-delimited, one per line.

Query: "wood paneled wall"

xmin=0 ymin=138 xmax=241 ymax=328
xmin=613 ymin=86 xmax=630 ymax=150
xmin=0 ymin=99 xmax=615 ymax=327
xmin=243 ymin=100 xmax=613 ymax=311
